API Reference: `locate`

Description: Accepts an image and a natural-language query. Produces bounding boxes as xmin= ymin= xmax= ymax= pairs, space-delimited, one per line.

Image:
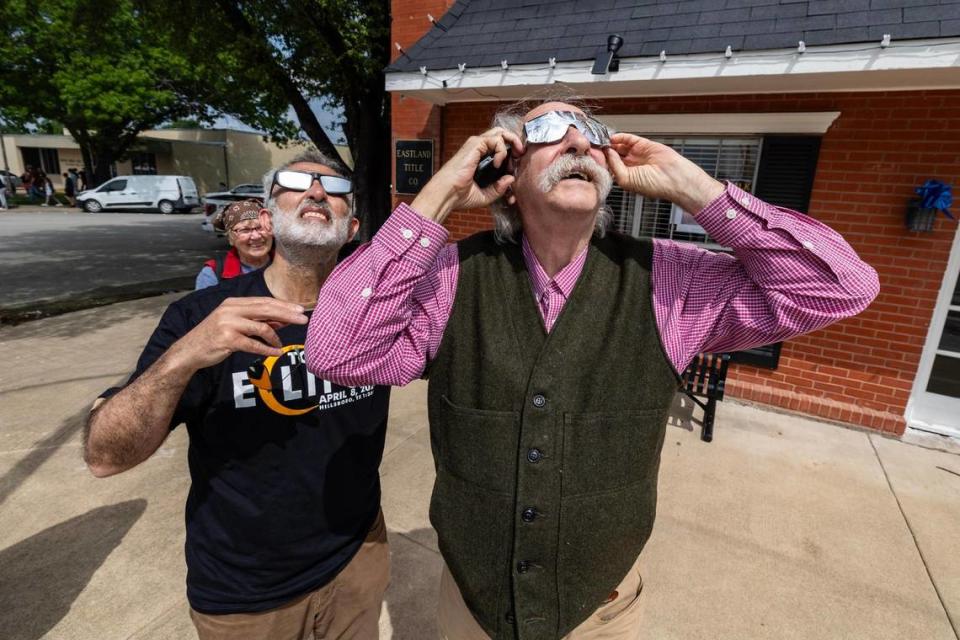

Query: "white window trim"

xmin=596 ymin=112 xmax=839 ymax=136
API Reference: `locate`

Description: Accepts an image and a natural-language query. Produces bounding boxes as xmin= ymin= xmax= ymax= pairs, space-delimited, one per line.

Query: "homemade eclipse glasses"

xmin=272 ymin=170 xmax=353 ymax=195
xmin=523 ymin=111 xmax=612 ymax=147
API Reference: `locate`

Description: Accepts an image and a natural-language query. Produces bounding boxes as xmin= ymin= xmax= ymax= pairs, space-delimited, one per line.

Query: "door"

xmin=906 ymin=227 xmax=960 ymax=437
xmin=95 ymin=178 xmax=129 ymax=207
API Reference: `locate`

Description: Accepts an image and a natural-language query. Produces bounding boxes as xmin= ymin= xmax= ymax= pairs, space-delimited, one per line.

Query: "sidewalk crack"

xmin=869 ymin=434 xmax=959 ymax=640
xmin=393 ymin=530 xmax=439 ymax=556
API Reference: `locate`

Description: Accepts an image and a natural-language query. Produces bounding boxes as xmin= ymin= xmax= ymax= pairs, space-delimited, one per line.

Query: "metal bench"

xmin=680 ymin=352 xmax=731 ymax=442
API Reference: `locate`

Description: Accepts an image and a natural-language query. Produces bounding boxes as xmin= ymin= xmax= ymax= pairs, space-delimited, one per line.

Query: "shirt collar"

xmin=521 ymin=234 xmax=589 ymax=301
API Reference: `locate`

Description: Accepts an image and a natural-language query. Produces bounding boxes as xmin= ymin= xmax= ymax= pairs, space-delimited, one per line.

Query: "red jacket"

xmin=204 ymin=247 xmax=245 ymax=280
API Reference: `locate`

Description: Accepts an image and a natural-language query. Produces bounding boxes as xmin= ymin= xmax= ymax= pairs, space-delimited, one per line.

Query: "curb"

xmin=0 ymin=277 xmax=194 ymax=325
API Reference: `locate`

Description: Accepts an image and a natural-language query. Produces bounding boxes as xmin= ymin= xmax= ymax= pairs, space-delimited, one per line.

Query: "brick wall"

xmin=389 ymin=9 xmax=960 ymax=435
xmin=390 ymin=0 xmax=453 ymax=207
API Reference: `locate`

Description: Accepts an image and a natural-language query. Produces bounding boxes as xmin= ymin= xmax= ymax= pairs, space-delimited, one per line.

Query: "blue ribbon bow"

xmin=915 ymin=179 xmax=954 ymax=220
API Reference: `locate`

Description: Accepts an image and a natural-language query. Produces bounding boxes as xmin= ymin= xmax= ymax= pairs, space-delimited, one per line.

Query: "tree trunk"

xmin=346 ymin=97 xmax=392 ymax=240
xmin=70 ymin=127 xmax=97 ymax=190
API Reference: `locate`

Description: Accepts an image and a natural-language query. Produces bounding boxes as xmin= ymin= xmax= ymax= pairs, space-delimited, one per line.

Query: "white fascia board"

xmin=598 ymin=112 xmax=841 ymax=135
xmin=7 ymin=134 xmax=79 ymax=150
xmin=386 ymin=37 xmax=960 ymax=104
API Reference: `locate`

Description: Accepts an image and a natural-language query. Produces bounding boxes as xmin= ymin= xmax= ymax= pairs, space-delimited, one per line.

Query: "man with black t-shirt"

xmin=84 ymin=150 xmax=391 ymax=639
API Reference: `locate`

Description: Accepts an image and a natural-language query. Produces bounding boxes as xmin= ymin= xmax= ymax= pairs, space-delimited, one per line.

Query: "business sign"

xmin=395 ymin=140 xmax=433 ymax=195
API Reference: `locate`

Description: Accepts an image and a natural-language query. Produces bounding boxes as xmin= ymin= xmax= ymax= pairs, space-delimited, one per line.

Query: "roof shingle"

xmin=387 ymin=0 xmax=960 ymax=73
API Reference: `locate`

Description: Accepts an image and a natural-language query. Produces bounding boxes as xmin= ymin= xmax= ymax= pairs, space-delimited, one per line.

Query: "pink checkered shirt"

xmin=305 ymin=182 xmax=879 ymax=385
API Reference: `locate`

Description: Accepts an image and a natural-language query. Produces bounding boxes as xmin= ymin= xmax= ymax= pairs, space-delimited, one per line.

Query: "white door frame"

xmin=905 ymin=223 xmax=960 ymax=438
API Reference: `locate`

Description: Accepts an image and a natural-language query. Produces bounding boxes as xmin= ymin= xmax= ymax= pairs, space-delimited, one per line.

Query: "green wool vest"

xmin=426 ymin=231 xmax=679 ymax=639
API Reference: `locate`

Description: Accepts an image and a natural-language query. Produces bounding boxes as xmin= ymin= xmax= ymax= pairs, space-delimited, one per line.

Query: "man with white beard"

xmin=306 ymin=100 xmax=879 ymax=639
xmin=84 ymin=151 xmax=392 ymax=639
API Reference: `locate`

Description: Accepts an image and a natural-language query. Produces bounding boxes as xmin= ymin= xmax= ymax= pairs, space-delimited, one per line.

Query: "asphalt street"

xmin=0 ymin=208 xmax=224 ymax=317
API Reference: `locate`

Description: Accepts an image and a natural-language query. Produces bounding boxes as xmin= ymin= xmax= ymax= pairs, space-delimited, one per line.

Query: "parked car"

xmin=201 ymin=183 xmax=265 ymax=235
xmin=76 ymin=175 xmax=200 ymax=213
xmin=0 ymin=170 xmax=23 ymax=191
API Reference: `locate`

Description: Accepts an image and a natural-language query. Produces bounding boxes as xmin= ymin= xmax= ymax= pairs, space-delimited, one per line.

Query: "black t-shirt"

xmin=104 ymin=270 xmax=391 ymax=614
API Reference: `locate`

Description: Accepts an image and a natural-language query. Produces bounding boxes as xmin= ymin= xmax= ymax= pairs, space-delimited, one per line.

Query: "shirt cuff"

xmin=693 ymin=181 xmax=771 ymax=248
xmin=373 ymin=203 xmax=450 ymax=269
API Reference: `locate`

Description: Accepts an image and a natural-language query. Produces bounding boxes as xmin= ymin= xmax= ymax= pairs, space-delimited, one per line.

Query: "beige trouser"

xmin=438 ymin=554 xmax=644 ymax=640
xmin=190 ymin=509 xmax=389 ymax=640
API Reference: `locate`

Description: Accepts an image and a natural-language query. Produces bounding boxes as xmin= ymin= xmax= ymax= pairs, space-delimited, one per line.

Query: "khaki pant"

xmin=438 ymin=554 xmax=643 ymax=640
xmin=190 ymin=510 xmax=389 ymax=640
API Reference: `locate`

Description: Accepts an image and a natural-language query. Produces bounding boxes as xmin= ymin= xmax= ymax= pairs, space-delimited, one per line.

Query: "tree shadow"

xmin=0 ymin=405 xmax=90 ymax=507
xmin=0 ymin=499 xmax=147 ymax=640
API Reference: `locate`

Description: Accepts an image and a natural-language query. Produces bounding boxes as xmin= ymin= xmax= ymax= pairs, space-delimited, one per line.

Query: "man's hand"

xmin=411 ymin=127 xmax=523 ymax=223
xmin=166 ymin=297 xmax=308 ymax=373
xmin=605 ymin=133 xmax=725 ymax=214
xmin=83 ymin=297 xmax=307 ymax=478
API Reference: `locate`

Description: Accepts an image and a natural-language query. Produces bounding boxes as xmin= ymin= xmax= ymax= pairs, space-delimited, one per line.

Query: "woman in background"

xmin=195 ymin=199 xmax=273 ymax=290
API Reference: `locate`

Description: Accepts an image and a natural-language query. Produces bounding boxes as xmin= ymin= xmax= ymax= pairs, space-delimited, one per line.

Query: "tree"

xmin=154 ymin=0 xmax=392 ymax=235
xmin=1 ymin=1 xmax=393 ymax=231
xmin=0 ymin=0 xmax=219 ymax=186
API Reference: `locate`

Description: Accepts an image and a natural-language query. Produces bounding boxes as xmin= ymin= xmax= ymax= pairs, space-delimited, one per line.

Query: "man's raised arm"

xmin=305 ymin=128 xmax=520 ymax=387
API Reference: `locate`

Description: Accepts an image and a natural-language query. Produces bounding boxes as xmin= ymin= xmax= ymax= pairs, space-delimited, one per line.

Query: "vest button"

xmin=505 ymin=611 xmax=515 ymax=624
xmin=532 ymin=393 xmax=546 ymax=408
xmin=521 ymin=507 xmax=536 ymax=522
xmin=516 ymin=560 xmax=530 ymax=574
xmin=526 ymin=448 xmax=542 ymax=463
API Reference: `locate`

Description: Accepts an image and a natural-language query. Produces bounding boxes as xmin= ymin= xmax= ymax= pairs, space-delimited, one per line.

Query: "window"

xmin=131 ymin=153 xmax=157 ymax=175
xmin=99 ymin=179 xmax=127 ymax=192
xmin=606 ymin=136 xmax=761 ymax=249
xmin=20 ymin=147 xmax=61 ymax=175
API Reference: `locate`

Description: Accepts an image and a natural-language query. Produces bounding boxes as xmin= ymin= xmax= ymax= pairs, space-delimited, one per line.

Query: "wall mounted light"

xmin=591 ymin=34 xmax=624 ymax=75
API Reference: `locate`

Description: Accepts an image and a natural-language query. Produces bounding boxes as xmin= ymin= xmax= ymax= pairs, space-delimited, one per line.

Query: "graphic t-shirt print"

xmin=233 ymin=344 xmax=375 ymax=416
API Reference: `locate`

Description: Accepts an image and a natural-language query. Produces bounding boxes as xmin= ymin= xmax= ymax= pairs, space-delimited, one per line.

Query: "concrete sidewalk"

xmin=1 ymin=294 xmax=958 ymax=639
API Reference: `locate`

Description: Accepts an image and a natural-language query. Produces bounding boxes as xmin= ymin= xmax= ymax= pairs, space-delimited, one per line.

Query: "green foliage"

xmin=0 ymin=0 xmax=392 ymax=223
xmin=0 ymin=0 xmax=217 ymax=179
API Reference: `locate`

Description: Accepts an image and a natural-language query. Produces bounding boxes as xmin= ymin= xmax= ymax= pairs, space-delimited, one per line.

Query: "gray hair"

xmin=262 ymin=148 xmax=355 ymax=217
xmin=489 ymin=92 xmax=612 ymax=243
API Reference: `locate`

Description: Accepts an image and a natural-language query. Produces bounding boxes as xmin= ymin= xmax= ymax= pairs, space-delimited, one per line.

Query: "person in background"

xmin=68 ymin=168 xmax=81 ymax=194
xmin=78 ymin=169 xmax=89 ymax=192
xmin=195 ymin=199 xmax=273 ymax=290
xmin=0 ymin=174 xmax=8 ymax=210
xmin=41 ymin=173 xmax=63 ymax=207
xmin=63 ymin=172 xmax=77 ymax=207
xmin=21 ymin=166 xmax=36 ymax=202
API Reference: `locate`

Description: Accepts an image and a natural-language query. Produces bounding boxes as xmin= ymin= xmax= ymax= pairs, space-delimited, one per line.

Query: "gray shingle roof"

xmin=388 ymin=0 xmax=960 ymax=72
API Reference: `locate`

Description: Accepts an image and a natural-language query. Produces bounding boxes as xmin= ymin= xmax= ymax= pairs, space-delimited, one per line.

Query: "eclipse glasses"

xmin=523 ymin=110 xmax=613 ymax=147
xmin=475 ymin=111 xmax=614 ymax=187
xmin=272 ymin=170 xmax=353 ymax=195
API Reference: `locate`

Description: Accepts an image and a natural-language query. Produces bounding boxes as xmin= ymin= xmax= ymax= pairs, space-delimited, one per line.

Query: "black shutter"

xmin=753 ymin=135 xmax=821 ymax=214
xmin=730 ymin=135 xmax=822 ymax=369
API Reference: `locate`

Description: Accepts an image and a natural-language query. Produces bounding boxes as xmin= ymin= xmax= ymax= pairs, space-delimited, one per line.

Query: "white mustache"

xmin=537 ymin=154 xmax=613 ymax=198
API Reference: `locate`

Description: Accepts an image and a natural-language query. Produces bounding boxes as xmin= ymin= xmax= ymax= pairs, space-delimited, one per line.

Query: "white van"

xmin=77 ymin=175 xmax=200 ymax=214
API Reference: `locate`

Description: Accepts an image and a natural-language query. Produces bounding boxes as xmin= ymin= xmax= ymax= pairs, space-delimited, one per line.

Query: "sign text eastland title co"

xmin=395 ymin=140 xmax=434 ymax=195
